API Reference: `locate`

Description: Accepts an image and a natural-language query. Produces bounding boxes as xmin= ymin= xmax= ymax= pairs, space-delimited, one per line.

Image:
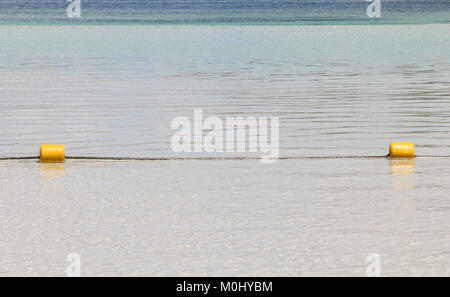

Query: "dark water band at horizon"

xmin=0 ymin=1 xmax=449 ymax=25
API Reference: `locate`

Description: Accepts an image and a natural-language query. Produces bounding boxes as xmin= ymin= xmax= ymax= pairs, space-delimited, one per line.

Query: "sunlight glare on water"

xmin=1 ymin=158 xmax=450 ymax=276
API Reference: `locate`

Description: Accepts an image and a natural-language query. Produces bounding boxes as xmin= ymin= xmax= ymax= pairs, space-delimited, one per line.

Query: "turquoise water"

xmin=0 ymin=1 xmax=449 ymax=25
xmin=0 ymin=2 xmax=449 ymax=159
xmin=1 ymin=25 xmax=449 ymax=158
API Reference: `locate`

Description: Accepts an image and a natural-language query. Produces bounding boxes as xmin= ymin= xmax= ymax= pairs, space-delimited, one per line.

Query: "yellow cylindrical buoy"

xmin=389 ymin=142 xmax=415 ymax=159
xmin=40 ymin=145 xmax=65 ymax=162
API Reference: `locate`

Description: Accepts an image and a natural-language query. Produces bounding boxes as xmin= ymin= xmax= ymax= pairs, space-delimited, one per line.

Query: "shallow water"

xmin=1 ymin=158 xmax=450 ymax=276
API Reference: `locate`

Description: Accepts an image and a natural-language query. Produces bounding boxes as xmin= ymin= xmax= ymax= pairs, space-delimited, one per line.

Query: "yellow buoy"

xmin=40 ymin=145 xmax=65 ymax=162
xmin=389 ymin=142 xmax=415 ymax=159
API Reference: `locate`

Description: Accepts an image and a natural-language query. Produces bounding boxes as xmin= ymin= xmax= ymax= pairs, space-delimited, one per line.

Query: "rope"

xmin=1 ymin=155 xmax=450 ymax=161
xmin=0 ymin=156 xmax=39 ymax=160
xmin=0 ymin=155 xmax=391 ymax=161
xmin=67 ymin=155 xmax=390 ymax=161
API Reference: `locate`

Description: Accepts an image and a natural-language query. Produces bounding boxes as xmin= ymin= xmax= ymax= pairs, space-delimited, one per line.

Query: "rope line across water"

xmin=0 ymin=155 xmax=422 ymax=161
xmin=67 ymin=155 xmax=390 ymax=160
xmin=2 ymin=155 xmax=450 ymax=161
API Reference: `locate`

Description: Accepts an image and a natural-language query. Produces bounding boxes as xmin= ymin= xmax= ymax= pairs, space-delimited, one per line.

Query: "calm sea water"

xmin=1 ymin=1 xmax=450 ymax=276
xmin=1 ymin=158 xmax=450 ymax=276
xmin=1 ymin=24 xmax=450 ymax=158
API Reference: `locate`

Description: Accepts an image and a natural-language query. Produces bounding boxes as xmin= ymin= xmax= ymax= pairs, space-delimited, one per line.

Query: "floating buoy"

xmin=389 ymin=142 xmax=415 ymax=159
xmin=40 ymin=145 xmax=65 ymax=162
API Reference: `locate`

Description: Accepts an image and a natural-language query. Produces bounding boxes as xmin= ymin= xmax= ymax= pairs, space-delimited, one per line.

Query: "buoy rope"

xmin=0 ymin=155 xmax=399 ymax=161
xmin=0 ymin=156 xmax=40 ymax=160
xmin=2 ymin=155 xmax=450 ymax=161
xmin=67 ymin=155 xmax=389 ymax=160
